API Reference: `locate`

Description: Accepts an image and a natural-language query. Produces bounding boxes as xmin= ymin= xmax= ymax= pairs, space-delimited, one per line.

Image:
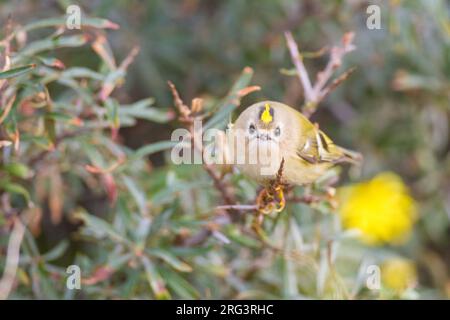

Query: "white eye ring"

xmin=274 ymin=126 xmax=281 ymax=137
xmin=249 ymin=123 xmax=256 ymax=134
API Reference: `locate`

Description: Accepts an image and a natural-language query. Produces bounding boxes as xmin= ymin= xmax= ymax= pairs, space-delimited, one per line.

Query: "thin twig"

xmin=216 ymin=204 xmax=258 ymax=211
xmin=319 ymin=66 xmax=356 ymax=101
xmin=275 ymin=158 xmax=285 ymax=186
xmin=167 ymin=81 xmax=191 ymax=122
xmin=314 ymin=33 xmax=355 ymax=100
xmin=119 ymin=46 xmax=140 ymax=71
xmin=168 ymin=80 xmax=261 ymax=246
xmin=284 ymin=31 xmax=355 ymax=118
xmin=284 ymin=31 xmax=314 ymax=102
xmin=168 ymin=81 xmax=237 ymax=208
xmin=97 ymin=44 xmax=140 ymax=101
xmin=288 ymin=194 xmax=322 ymax=204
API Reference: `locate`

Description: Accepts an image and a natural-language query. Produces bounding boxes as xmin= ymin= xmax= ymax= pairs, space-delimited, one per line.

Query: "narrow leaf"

xmin=205 ymin=67 xmax=255 ymax=130
xmin=0 ymin=64 xmax=36 ymax=79
xmin=141 ymin=256 xmax=171 ymax=300
xmin=148 ymin=248 xmax=193 ymax=272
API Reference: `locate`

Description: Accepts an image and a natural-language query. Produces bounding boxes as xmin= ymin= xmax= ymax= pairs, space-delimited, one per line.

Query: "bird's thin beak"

xmin=257 ymin=133 xmax=271 ymax=141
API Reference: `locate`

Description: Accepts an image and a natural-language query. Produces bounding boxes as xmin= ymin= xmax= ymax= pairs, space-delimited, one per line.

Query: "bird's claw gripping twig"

xmin=256 ymin=185 xmax=286 ymax=214
xmin=254 ymin=159 xmax=286 ymax=226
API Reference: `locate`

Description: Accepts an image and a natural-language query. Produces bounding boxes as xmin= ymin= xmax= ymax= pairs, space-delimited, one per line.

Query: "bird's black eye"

xmin=274 ymin=126 xmax=281 ymax=137
xmin=249 ymin=123 xmax=256 ymax=134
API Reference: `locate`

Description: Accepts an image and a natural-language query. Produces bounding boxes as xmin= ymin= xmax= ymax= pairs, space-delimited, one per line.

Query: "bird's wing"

xmin=295 ymin=127 xmax=321 ymax=163
xmin=296 ymin=128 xmax=361 ymax=164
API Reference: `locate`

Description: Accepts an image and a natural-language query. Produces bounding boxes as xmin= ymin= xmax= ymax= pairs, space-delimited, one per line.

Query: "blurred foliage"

xmin=0 ymin=0 xmax=449 ymax=300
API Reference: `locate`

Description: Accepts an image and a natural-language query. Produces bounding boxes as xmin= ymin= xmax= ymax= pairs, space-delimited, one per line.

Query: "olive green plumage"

xmin=231 ymin=101 xmax=361 ymax=185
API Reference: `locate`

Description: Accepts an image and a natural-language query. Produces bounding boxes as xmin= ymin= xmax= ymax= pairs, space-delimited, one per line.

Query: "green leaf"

xmin=44 ymin=113 xmax=56 ymax=145
xmin=0 ymin=64 xmax=36 ymax=79
xmin=170 ymin=245 xmax=213 ymax=257
xmin=99 ymin=69 xmax=125 ymax=99
xmin=20 ymin=134 xmax=52 ymax=149
xmin=148 ymin=248 xmax=193 ymax=272
xmin=36 ymin=263 xmax=58 ymax=299
xmin=121 ymin=97 xmax=155 ymax=108
xmin=3 ymin=163 xmax=31 ymax=179
xmin=45 ymin=111 xmax=75 ymax=122
xmin=122 ymin=175 xmax=147 ymax=216
xmin=141 ymin=256 xmax=171 ymax=300
xmin=55 ymin=77 xmax=95 ymax=105
xmin=134 ymin=216 xmax=152 ymax=245
xmin=0 ymin=180 xmax=31 ymax=204
xmin=36 ymin=56 xmax=65 ymax=69
xmin=149 ymin=208 xmax=174 ymax=236
xmin=119 ymin=98 xmax=171 ymax=123
xmin=204 ymin=67 xmax=254 ymax=130
xmin=160 ymin=268 xmax=200 ymax=299
xmin=131 ymin=140 xmax=182 ymax=160
xmin=20 ymin=16 xmax=119 ymax=33
xmin=223 ymin=225 xmax=261 ymax=248
xmin=42 ymin=241 xmax=69 ymax=262
xmin=14 ymin=35 xmax=87 ymax=62
xmin=282 ymin=251 xmax=299 ymax=298
xmin=151 ymin=180 xmax=209 ymax=206
xmin=121 ymin=269 xmax=140 ymax=298
xmin=105 ymin=98 xmax=120 ymax=128
xmin=61 ymin=67 xmax=104 ymax=81
xmin=279 ymin=67 xmax=298 ymax=76
xmin=74 ymin=210 xmax=129 ymax=245
xmin=107 ymin=252 xmax=133 ymax=270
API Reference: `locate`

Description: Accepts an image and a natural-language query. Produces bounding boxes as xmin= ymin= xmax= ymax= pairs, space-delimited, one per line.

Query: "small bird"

xmin=231 ymin=101 xmax=361 ymax=187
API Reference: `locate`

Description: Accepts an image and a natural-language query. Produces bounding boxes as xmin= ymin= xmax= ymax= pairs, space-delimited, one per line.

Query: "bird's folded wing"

xmin=296 ymin=129 xmax=362 ymax=165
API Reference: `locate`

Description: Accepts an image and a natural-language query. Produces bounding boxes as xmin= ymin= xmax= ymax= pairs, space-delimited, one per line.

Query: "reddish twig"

xmin=168 ymin=81 xmax=236 ymax=207
xmin=167 ymin=81 xmax=192 ymax=122
xmin=319 ymin=66 xmax=356 ymax=101
xmin=167 ymin=78 xmax=263 ymax=245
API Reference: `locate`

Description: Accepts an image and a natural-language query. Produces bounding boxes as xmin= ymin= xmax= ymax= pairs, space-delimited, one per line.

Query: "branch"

xmin=287 ymin=194 xmax=322 ymax=204
xmin=284 ymin=31 xmax=355 ymax=117
xmin=284 ymin=31 xmax=314 ymax=102
xmin=216 ymin=204 xmax=257 ymax=211
xmin=167 ymin=81 xmax=191 ymax=122
xmin=168 ymin=81 xmax=236 ymax=208
xmin=167 ymin=77 xmax=264 ymax=245
xmin=319 ymin=66 xmax=356 ymax=101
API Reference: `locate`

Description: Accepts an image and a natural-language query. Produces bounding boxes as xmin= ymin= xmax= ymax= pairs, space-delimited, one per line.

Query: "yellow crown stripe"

xmin=261 ymin=103 xmax=273 ymax=124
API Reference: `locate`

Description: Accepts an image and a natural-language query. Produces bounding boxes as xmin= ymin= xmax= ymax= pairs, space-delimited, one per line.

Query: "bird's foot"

xmin=255 ymin=184 xmax=286 ymax=215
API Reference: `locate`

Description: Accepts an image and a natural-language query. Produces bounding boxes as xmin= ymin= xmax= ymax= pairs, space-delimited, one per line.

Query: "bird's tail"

xmin=336 ymin=146 xmax=363 ymax=165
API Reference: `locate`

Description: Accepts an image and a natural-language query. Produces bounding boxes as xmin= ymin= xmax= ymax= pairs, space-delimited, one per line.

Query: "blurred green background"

xmin=0 ymin=0 xmax=449 ymax=299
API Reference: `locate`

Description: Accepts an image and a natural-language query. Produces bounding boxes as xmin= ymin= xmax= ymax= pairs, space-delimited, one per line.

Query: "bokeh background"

xmin=0 ymin=0 xmax=449 ymax=299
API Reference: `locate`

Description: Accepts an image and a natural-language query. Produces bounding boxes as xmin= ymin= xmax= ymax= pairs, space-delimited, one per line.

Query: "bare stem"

xmin=284 ymin=31 xmax=355 ymax=118
xmin=216 ymin=204 xmax=257 ymax=211
xmin=284 ymin=31 xmax=314 ymax=102
xmin=168 ymin=81 xmax=237 ymax=208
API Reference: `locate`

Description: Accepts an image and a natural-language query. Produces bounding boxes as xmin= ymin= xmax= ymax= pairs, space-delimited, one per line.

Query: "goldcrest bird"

xmin=229 ymin=101 xmax=361 ymax=186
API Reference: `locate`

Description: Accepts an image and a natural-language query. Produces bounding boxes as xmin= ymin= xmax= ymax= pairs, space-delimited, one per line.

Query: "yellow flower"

xmin=381 ymin=258 xmax=417 ymax=292
xmin=338 ymin=172 xmax=417 ymax=245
